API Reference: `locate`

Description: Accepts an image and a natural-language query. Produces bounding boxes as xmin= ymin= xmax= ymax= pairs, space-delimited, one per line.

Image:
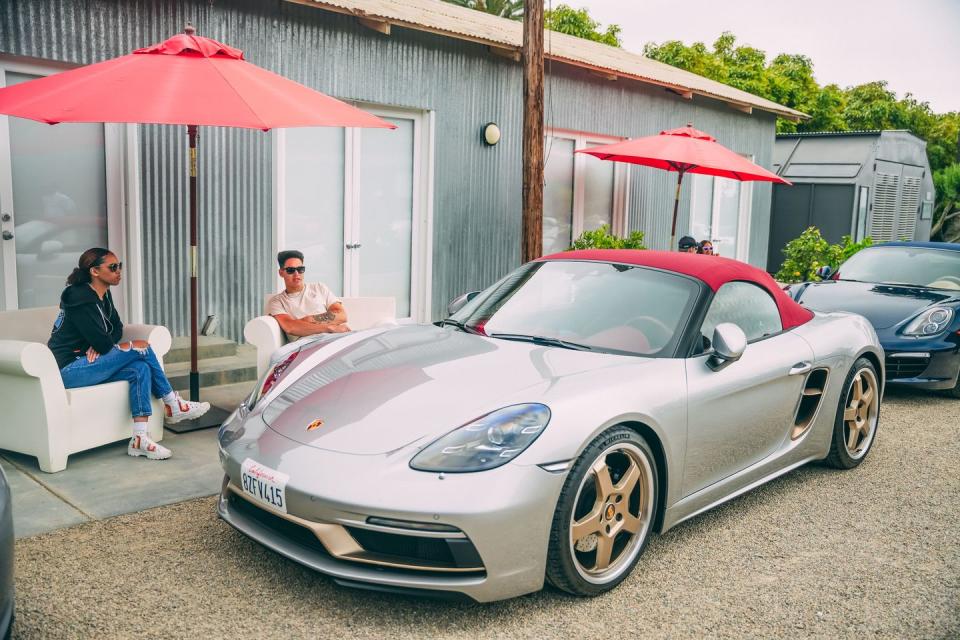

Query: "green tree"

xmin=445 ymin=0 xmax=524 ymax=20
xmin=643 ymin=32 xmax=959 ymax=172
xmin=932 ymin=163 xmax=960 ymax=243
xmin=544 ymin=4 xmax=622 ymax=47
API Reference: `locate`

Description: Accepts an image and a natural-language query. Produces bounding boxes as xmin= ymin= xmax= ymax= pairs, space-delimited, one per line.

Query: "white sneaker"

xmin=127 ymin=435 xmax=172 ymax=460
xmin=164 ymin=394 xmax=211 ymax=424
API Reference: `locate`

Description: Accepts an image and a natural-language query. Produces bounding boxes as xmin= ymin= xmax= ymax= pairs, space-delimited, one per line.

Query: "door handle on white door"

xmin=789 ymin=361 xmax=812 ymax=376
xmin=1 ymin=231 xmax=12 ymax=240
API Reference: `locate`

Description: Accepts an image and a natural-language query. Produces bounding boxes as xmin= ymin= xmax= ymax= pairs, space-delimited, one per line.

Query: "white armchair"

xmin=245 ymin=296 xmax=397 ymax=378
xmin=0 ymin=306 xmax=171 ymax=473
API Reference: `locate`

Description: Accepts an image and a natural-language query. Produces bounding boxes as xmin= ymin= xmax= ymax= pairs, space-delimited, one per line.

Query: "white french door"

xmin=690 ymin=171 xmax=753 ymax=260
xmin=276 ymin=106 xmax=433 ymax=322
xmin=543 ymin=130 xmax=629 ymax=255
xmin=0 ymin=57 xmax=137 ymax=316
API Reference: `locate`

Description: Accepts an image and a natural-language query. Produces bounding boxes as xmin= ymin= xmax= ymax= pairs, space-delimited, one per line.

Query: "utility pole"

xmin=521 ymin=0 xmax=545 ymax=262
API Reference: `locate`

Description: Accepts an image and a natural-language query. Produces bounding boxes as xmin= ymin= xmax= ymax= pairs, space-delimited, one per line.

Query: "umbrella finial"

xmin=184 ymin=22 xmax=196 ymax=36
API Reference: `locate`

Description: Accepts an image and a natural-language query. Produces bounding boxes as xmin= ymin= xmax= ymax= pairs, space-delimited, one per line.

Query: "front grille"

xmin=347 ymin=526 xmax=456 ymax=565
xmin=885 ymin=354 xmax=930 ymax=379
xmin=228 ymin=492 xmax=329 ymax=555
xmin=228 ymin=492 xmax=484 ymax=575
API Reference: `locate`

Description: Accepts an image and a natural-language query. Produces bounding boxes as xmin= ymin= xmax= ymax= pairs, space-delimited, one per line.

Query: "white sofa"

xmin=0 ymin=306 xmax=171 ymax=473
xmin=244 ymin=296 xmax=397 ymax=378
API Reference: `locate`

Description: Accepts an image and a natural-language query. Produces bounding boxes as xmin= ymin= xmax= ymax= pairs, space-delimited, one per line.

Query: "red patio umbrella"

xmin=577 ymin=124 xmax=790 ymax=251
xmin=0 ymin=25 xmax=394 ymax=427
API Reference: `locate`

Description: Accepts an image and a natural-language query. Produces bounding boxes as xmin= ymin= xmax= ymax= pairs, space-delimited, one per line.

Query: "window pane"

xmin=7 ymin=71 xmax=108 ymax=309
xmin=459 ymin=261 xmax=699 ymax=357
xmin=283 ymin=127 xmax=345 ymax=294
xmin=856 ymin=187 xmax=869 ymax=241
xmin=701 ymin=281 xmax=781 ymax=344
xmin=358 ymin=117 xmax=413 ymax=318
xmin=714 ymin=177 xmax=741 ymax=258
xmin=582 ymin=145 xmax=614 ymax=232
xmin=543 ymin=137 xmax=574 ymax=254
xmin=690 ymin=175 xmax=713 ymax=243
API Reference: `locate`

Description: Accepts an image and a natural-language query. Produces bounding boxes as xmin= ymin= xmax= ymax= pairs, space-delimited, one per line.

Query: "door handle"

xmin=1 ymin=231 xmax=12 ymax=240
xmin=789 ymin=361 xmax=812 ymax=376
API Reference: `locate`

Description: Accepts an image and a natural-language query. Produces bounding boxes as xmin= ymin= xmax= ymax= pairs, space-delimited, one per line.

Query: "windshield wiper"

xmin=437 ymin=319 xmax=484 ymax=335
xmin=488 ymin=333 xmax=594 ymax=351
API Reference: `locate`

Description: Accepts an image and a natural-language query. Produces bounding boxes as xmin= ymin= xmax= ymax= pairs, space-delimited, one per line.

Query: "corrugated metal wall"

xmin=2 ymin=0 xmax=778 ymax=340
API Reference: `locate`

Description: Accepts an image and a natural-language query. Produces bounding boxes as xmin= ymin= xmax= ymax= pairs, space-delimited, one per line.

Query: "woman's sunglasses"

xmin=102 ymin=262 xmax=123 ymax=272
xmin=283 ymin=266 xmax=306 ymax=274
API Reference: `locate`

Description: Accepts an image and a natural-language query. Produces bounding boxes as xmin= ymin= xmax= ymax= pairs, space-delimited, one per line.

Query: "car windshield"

xmin=449 ymin=260 xmax=701 ymax=357
xmin=837 ymin=247 xmax=960 ymax=290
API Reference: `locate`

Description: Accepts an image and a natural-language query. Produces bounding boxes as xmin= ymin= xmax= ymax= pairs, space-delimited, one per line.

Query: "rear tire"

xmin=545 ymin=426 xmax=658 ymax=596
xmin=824 ymin=357 xmax=880 ymax=469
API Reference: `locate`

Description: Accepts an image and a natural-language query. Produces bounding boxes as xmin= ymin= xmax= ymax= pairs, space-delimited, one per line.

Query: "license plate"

xmin=240 ymin=458 xmax=289 ymax=514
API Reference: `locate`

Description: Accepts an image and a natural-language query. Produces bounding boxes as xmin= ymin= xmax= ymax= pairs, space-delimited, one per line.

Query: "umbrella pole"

xmin=188 ymin=124 xmax=200 ymax=402
xmin=670 ymin=169 xmax=685 ymax=251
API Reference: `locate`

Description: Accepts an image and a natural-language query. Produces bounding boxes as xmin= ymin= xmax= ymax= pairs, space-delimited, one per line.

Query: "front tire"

xmin=545 ymin=426 xmax=658 ymax=596
xmin=824 ymin=357 xmax=880 ymax=469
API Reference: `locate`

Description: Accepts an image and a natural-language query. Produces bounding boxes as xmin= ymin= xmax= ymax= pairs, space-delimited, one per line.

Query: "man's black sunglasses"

xmin=283 ymin=266 xmax=306 ymax=274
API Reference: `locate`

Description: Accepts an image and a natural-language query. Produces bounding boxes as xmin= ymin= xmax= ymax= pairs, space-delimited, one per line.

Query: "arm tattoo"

xmin=313 ymin=311 xmax=336 ymax=323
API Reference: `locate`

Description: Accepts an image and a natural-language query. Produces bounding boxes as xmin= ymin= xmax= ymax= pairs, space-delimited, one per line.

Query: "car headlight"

xmin=410 ymin=403 xmax=551 ymax=473
xmin=248 ymin=349 xmax=300 ymax=409
xmin=902 ymin=307 xmax=955 ymax=337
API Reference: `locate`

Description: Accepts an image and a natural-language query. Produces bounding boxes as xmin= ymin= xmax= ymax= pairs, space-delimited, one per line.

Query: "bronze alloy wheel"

xmin=825 ymin=357 xmax=881 ymax=470
xmin=546 ymin=427 xmax=658 ymax=595
xmin=842 ymin=366 xmax=879 ymax=460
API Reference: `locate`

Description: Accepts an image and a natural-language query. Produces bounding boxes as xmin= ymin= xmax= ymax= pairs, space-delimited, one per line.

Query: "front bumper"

xmin=884 ymin=344 xmax=960 ymax=390
xmin=217 ymin=420 xmax=566 ymax=602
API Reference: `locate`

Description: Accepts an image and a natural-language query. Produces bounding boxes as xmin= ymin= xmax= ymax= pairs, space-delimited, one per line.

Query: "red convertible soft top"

xmin=541 ymin=249 xmax=814 ymax=330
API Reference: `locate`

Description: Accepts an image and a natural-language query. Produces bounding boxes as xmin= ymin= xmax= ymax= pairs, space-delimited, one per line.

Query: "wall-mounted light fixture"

xmin=482 ymin=122 xmax=501 ymax=146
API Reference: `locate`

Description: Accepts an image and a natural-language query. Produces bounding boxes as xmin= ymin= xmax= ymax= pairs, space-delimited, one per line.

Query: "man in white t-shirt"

xmin=266 ymin=250 xmax=351 ymax=340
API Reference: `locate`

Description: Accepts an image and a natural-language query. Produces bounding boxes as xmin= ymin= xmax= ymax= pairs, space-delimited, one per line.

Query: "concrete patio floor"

xmin=1 ymin=381 xmax=254 ymax=539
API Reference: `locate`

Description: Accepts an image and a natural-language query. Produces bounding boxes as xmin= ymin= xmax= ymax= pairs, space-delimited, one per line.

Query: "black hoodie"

xmin=48 ymin=284 xmax=123 ymax=370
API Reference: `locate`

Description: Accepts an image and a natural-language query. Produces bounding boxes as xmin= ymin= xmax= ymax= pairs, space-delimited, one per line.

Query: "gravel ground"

xmin=11 ymin=389 xmax=960 ymax=639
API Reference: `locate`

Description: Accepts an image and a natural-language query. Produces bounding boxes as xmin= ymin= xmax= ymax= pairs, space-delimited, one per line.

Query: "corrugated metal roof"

xmin=285 ymin=0 xmax=808 ymax=121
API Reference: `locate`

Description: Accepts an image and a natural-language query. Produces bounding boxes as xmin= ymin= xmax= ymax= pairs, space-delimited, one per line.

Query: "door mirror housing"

xmin=708 ymin=323 xmax=747 ymax=371
xmin=447 ymin=291 xmax=481 ymax=316
xmin=815 ymin=265 xmax=834 ymax=280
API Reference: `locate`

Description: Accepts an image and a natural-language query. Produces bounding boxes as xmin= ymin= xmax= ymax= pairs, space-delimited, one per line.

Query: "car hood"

xmin=794 ymin=280 xmax=959 ymax=329
xmin=259 ymin=324 xmax=645 ymax=455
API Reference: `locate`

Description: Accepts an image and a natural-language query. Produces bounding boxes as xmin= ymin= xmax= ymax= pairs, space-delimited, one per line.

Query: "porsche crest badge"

xmin=306 ymin=418 xmax=324 ymax=432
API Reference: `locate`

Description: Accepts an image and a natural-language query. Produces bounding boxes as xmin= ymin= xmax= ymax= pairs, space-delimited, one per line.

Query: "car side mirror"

xmin=707 ymin=323 xmax=747 ymax=371
xmin=815 ymin=265 xmax=833 ymax=280
xmin=447 ymin=291 xmax=481 ymax=316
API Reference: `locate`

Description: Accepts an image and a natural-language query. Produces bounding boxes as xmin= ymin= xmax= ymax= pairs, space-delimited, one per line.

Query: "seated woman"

xmin=47 ymin=248 xmax=210 ymax=460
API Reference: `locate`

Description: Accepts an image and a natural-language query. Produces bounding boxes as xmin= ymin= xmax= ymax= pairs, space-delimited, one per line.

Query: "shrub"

xmin=569 ymin=225 xmax=646 ymax=250
xmin=775 ymin=227 xmax=873 ymax=283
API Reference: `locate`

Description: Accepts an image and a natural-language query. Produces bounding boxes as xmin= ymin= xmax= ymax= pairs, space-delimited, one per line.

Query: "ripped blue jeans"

xmin=59 ymin=345 xmax=173 ymax=418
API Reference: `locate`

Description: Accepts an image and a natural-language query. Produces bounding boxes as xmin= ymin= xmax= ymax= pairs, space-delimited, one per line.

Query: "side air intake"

xmin=792 ymin=368 xmax=829 ymax=440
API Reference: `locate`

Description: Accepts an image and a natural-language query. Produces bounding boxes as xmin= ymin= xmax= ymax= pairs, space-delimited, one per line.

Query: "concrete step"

xmin=166 ymin=336 xmax=238 ymax=364
xmin=164 ymin=344 xmax=257 ymax=390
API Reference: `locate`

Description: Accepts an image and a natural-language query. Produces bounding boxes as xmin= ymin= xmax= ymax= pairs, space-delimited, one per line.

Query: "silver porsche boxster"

xmin=217 ymin=250 xmax=884 ymax=602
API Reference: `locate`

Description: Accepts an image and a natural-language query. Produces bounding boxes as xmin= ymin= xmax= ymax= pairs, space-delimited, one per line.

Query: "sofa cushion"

xmin=0 ymin=306 xmax=59 ymax=343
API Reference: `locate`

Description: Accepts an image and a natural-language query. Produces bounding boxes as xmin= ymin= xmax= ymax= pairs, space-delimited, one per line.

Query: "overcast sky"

xmin=568 ymin=0 xmax=960 ymax=113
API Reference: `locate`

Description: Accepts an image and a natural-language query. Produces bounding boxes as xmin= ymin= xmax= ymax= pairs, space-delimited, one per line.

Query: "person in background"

xmin=267 ymin=250 xmax=350 ymax=341
xmin=48 ymin=248 xmax=210 ymax=461
xmin=678 ymin=236 xmax=699 ymax=253
xmin=699 ymin=240 xmax=715 ymax=255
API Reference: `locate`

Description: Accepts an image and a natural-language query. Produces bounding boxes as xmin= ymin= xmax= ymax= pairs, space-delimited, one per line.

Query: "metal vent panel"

xmin=896 ymin=176 xmax=920 ymax=241
xmin=870 ymin=172 xmax=899 ymax=242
